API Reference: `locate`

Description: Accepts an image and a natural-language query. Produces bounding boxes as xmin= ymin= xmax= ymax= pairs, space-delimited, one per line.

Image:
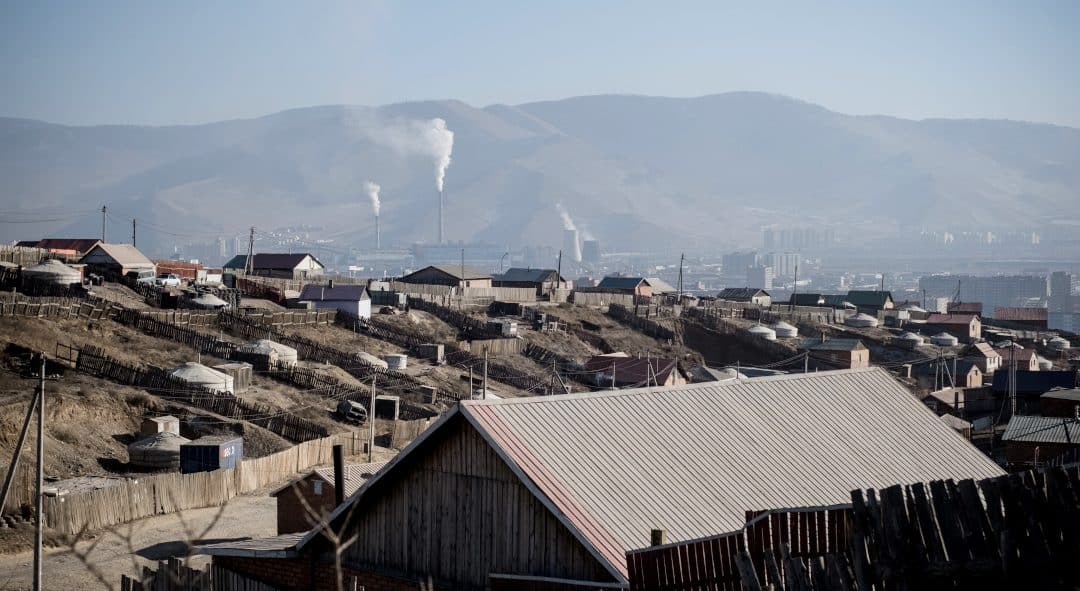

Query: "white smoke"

xmin=364 ymin=181 xmax=381 ymax=216
xmin=555 ymin=202 xmax=576 ymax=231
xmin=348 ymin=110 xmax=454 ymax=193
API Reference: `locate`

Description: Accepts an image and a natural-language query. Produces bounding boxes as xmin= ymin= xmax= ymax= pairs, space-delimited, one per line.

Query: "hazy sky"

xmin=2 ymin=0 xmax=1078 ymax=127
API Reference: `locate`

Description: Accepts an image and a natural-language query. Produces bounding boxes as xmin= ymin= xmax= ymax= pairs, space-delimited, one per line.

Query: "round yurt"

xmin=190 ymin=293 xmax=229 ymax=310
xmin=169 ymin=362 xmax=234 ymax=393
xmin=930 ymin=332 xmax=959 ymax=347
xmin=384 ymin=354 xmax=408 ymax=370
xmin=1048 ymin=336 xmax=1071 ymax=352
xmin=22 ymin=259 xmax=82 ymax=286
xmin=128 ymin=432 xmax=190 ymax=470
xmin=771 ymin=321 xmax=799 ymax=338
xmin=896 ymin=332 xmax=925 ymax=349
xmin=1037 ymin=356 xmax=1054 ymax=371
xmin=359 ymin=351 xmax=388 ymax=369
xmin=239 ymin=339 xmax=298 ymax=367
xmin=747 ymin=324 xmax=777 ymax=341
xmin=845 ymin=313 xmax=879 ymax=328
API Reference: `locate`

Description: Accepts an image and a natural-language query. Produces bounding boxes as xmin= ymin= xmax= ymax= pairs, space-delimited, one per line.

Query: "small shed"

xmin=180 ymin=436 xmax=243 ymax=474
xmin=213 ymin=362 xmax=253 ymax=393
xmin=128 ymin=432 xmax=190 ymax=470
xmin=139 ymin=415 xmax=180 ymax=437
xmin=375 ymin=395 xmax=401 ymax=420
xmin=170 ymin=362 xmax=234 ymax=394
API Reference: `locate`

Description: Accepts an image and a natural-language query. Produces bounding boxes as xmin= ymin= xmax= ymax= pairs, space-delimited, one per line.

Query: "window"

xmin=313 ymin=481 xmax=323 ymax=495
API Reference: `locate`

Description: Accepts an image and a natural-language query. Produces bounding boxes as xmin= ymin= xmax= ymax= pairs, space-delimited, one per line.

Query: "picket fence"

xmin=41 ymin=433 xmax=362 ymax=535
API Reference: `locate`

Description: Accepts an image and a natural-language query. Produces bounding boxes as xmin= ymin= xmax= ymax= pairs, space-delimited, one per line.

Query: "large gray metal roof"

xmin=1002 ymin=415 xmax=1080 ymax=444
xmin=464 ymin=367 xmax=1004 ymax=569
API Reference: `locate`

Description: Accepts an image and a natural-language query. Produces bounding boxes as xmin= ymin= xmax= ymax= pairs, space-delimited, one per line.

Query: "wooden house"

xmin=583 ymin=354 xmax=685 ymax=387
xmin=78 ymin=243 xmax=156 ymax=277
xmin=271 ymin=462 xmax=386 ymax=534
xmin=399 ymin=265 xmax=492 ymax=288
xmin=298 ymin=282 xmax=371 ymax=319
xmin=798 ymin=338 xmax=869 ymax=369
xmin=844 ymin=290 xmax=894 ymax=313
xmin=492 ymin=268 xmax=566 ymax=295
xmin=15 ymin=238 xmax=101 ymax=258
xmin=717 ymin=288 xmax=771 ymax=306
xmin=993 ymin=307 xmax=1049 ymax=331
xmin=1002 ymin=415 xmax=1080 ymax=468
xmin=967 ymin=342 xmax=1002 ymax=374
xmin=223 ymin=253 xmax=324 ymax=280
xmin=595 ymin=276 xmax=652 ymax=297
xmin=197 ymin=368 xmax=1002 ymax=591
xmin=923 ymin=313 xmax=982 ymax=342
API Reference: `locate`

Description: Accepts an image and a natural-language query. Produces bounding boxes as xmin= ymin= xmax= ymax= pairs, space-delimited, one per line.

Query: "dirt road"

xmin=0 ymin=494 xmax=276 ymax=591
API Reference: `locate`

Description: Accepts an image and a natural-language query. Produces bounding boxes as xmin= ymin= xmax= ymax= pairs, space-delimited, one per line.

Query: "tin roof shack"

xmin=583 ymin=354 xmax=685 ymax=388
xmin=213 ymin=362 xmax=253 ymax=393
xmin=492 ymin=268 xmax=566 ymax=296
xmin=798 ymin=337 xmax=869 ymax=369
xmin=595 ymin=275 xmax=653 ymax=297
xmin=223 ymin=253 xmax=325 ymax=280
xmin=844 ymin=290 xmax=894 ymax=314
xmin=15 ymin=238 xmax=101 ymax=258
xmin=198 ymin=368 xmax=1002 ymax=590
xmin=1041 ymin=388 xmax=1080 ymax=417
xmin=717 ymin=288 xmax=771 ymax=306
xmin=79 ymin=243 xmax=156 ymax=277
xmin=920 ymin=387 xmax=996 ymax=418
xmin=923 ymin=313 xmax=982 ymax=342
xmin=643 ymin=277 xmax=678 ymax=296
xmin=914 ymin=360 xmax=983 ymax=390
xmin=789 ymin=293 xmax=825 ymax=307
xmin=271 ymin=462 xmax=387 ymax=534
xmin=180 ymin=436 xmax=243 ymax=474
xmin=298 ymin=282 xmax=371 ymax=319
xmin=967 ymin=342 xmax=1003 ymax=375
xmin=993 ymin=307 xmax=1049 ymax=331
xmin=139 ymin=415 xmax=180 ymax=437
xmin=1002 ymin=415 xmax=1080 ymax=468
xmin=399 ymin=265 xmax=492 ymax=288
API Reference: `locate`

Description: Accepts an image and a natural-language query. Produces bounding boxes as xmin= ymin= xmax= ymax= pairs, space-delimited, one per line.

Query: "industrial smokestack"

xmin=563 ymin=228 xmax=581 ymax=264
xmin=438 ymin=189 xmax=444 ymax=244
xmin=364 ymin=180 xmax=382 ymax=250
xmin=375 ymin=215 xmax=381 ymax=250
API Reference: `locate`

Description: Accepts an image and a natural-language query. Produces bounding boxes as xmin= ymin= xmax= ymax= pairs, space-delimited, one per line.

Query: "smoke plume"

xmin=364 ymin=181 xmax=381 ymax=216
xmin=555 ymin=202 xmax=576 ymax=231
xmin=348 ymin=110 xmax=454 ymax=192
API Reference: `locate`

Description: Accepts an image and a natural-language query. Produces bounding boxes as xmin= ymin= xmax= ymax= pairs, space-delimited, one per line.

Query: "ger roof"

xmin=298 ymin=283 xmax=369 ymax=302
xmin=301 ymin=367 xmax=1003 ymax=579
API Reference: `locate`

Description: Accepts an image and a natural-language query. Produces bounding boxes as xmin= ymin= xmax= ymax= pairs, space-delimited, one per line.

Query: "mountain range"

xmin=3 ymin=92 xmax=1079 ymax=255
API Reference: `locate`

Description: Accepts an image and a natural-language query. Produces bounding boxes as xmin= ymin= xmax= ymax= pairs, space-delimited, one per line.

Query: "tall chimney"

xmin=375 ymin=215 xmax=381 ymax=251
xmin=438 ymin=189 xmax=444 ymax=244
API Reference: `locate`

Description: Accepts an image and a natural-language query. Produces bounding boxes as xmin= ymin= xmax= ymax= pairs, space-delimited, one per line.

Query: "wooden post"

xmin=368 ymin=375 xmax=376 ymax=462
xmin=33 ymin=352 xmax=44 ymax=591
xmin=0 ymin=384 xmax=39 ymax=512
xmin=482 ymin=349 xmax=488 ymax=400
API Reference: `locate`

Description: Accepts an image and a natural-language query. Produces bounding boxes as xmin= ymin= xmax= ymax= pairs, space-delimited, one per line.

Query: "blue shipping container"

xmin=180 ymin=436 xmax=243 ymax=474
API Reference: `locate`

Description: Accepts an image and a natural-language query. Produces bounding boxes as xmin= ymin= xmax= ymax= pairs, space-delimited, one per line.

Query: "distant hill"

xmin=2 ymin=93 xmax=1078 ymax=255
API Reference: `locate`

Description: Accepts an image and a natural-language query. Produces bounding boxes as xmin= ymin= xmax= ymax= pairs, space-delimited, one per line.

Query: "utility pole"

xmin=804 ymin=352 xmax=809 ymax=374
xmin=611 ymin=361 xmax=616 ymax=390
xmin=368 ymin=375 xmax=377 ymax=462
xmin=1009 ymin=347 xmax=1017 ymax=418
xmin=791 ymin=264 xmax=799 ymax=312
xmin=33 ymin=352 xmax=45 ymax=591
xmin=245 ymin=227 xmax=255 ymax=275
xmin=100 ymin=206 xmax=107 ymax=242
xmin=549 ymin=360 xmax=556 ymax=396
xmin=481 ymin=349 xmax=488 ymax=401
xmin=131 ymin=218 xmax=136 ymax=247
xmin=0 ymin=377 xmax=39 ymax=514
xmin=676 ymin=253 xmax=684 ymax=303
xmin=469 ymin=364 xmax=474 ymax=398
xmin=556 ymin=250 xmax=562 ymax=287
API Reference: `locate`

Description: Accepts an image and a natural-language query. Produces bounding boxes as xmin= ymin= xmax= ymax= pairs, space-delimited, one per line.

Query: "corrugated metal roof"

xmin=991 ymin=370 xmax=1077 ymax=394
xmin=718 ymin=288 xmax=768 ymax=301
xmin=1002 ymin=415 xmax=1080 ymax=444
xmin=798 ymin=337 xmax=866 ymax=351
xmin=21 ymin=238 xmax=101 ymax=253
xmin=925 ymin=313 xmax=977 ymax=325
xmin=298 ymin=283 xmax=369 ymax=301
xmin=79 ymin=243 xmax=154 ymax=267
xmin=947 ymin=302 xmax=983 ymax=314
xmin=495 ymin=268 xmax=561 ymax=283
xmin=225 ymin=253 xmax=323 ymax=271
xmin=971 ymin=342 xmax=1000 ymax=358
xmin=195 ymin=532 xmax=305 ymax=557
xmin=597 ymin=276 xmax=648 ymax=290
xmin=1042 ymin=388 xmax=1080 ymax=402
xmin=402 ymin=264 xmax=491 ymax=281
xmin=462 ymin=367 xmax=1004 ymax=568
xmin=844 ymin=290 xmax=893 ymax=307
xmin=312 ymin=461 xmax=388 ymax=497
xmin=994 ymin=307 xmax=1048 ymax=321
xmin=644 ymin=277 xmax=677 ymax=294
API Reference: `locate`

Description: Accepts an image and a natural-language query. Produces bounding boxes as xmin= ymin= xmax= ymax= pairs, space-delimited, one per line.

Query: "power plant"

xmin=563 ymin=228 xmax=581 ymax=263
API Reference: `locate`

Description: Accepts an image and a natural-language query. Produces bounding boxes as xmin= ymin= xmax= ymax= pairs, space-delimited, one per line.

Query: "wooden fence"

xmin=407 ymin=296 xmax=501 ymax=339
xmin=121 ymin=559 xmax=280 ymax=591
xmin=682 ymin=306 xmax=798 ymax=359
xmin=74 ymin=347 xmax=329 ymax=443
xmin=265 ymin=362 xmax=439 ymax=420
xmin=608 ymin=303 xmax=679 ymax=341
xmin=627 ymin=465 xmax=1080 ymax=591
xmin=40 ymin=433 xmax=362 ymax=535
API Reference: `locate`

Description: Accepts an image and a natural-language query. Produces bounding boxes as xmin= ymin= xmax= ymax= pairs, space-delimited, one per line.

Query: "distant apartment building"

xmin=918 ymin=275 xmax=1048 ymax=317
xmin=747 ymin=265 xmax=774 ymax=290
xmin=764 ymin=252 xmax=800 ymax=278
xmin=722 ymin=251 xmax=759 ymax=279
xmin=762 ymin=226 xmax=835 ymax=251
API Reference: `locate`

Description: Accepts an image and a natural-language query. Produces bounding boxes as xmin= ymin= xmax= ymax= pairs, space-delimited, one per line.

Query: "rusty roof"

xmin=993 ymin=307 xmax=1048 ymax=321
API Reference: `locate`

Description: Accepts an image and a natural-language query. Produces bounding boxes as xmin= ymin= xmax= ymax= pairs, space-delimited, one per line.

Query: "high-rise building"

xmin=765 ymin=252 xmax=800 ymax=278
xmin=1050 ymin=272 xmax=1073 ymax=313
xmin=918 ymin=275 xmax=1049 ymax=317
xmin=722 ymin=251 xmax=759 ymax=277
xmin=748 ymin=265 xmax=774 ymax=290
